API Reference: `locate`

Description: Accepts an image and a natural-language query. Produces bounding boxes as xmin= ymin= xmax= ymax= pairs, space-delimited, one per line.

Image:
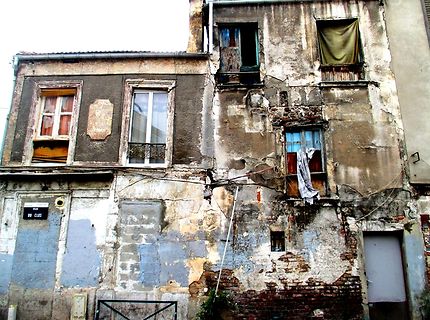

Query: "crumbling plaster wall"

xmin=203 ymin=1 xmax=418 ymax=318
xmin=0 ymin=178 xmax=114 ymax=319
xmin=211 ymin=1 xmax=404 ymax=196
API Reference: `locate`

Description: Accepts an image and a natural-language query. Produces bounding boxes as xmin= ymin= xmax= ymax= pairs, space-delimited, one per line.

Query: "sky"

xmin=0 ymin=0 xmax=190 ymax=149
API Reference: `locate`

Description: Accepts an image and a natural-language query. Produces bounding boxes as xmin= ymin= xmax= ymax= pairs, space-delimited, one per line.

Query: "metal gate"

xmin=94 ymin=300 xmax=178 ymax=320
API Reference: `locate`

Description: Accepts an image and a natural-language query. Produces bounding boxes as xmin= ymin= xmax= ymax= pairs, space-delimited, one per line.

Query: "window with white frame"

xmin=122 ymin=79 xmax=175 ymax=167
xmin=32 ymin=87 xmax=80 ymax=163
xmin=129 ymin=91 xmax=168 ymax=164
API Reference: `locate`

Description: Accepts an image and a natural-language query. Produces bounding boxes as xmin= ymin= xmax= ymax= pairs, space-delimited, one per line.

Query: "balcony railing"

xmin=128 ymin=143 xmax=166 ymax=164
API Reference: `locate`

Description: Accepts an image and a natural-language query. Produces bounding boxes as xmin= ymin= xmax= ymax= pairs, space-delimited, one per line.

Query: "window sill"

xmin=216 ymin=82 xmax=264 ymax=89
xmin=126 ymin=163 xmax=168 ymax=169
xmin=319 ymin=80 xmax=376 ymax=88
xmin=283 ymin=196 xmax=340 ymax=206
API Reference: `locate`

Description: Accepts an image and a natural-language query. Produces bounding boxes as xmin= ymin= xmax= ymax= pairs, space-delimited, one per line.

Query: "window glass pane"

xmin=220 ymin=27 xmax=239 ymax=48
xmin=312 ymin=131 xmax=321 ymax=150
xmin=43 ymin=96 xmax=57 ymax=113
xmin=40 ymin=116 xmax=54 ymax=136
xmin=151 ymin=93 xmax=168 ymax=144
xmin=61 ymin=95 xmax=74 ymax=112
xmin=131 ymin=93 xmax=149 ymax=143
xmin=286 ymin=132 xmax=301 ymax=152
xmin=304 ymin=130 xmax=321 ymax=150
xmin=58 ymin=115 xmax=71 ymax=135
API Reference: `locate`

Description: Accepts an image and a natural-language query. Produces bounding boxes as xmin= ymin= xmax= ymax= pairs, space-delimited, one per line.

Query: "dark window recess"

xmin=271 ymin=231 xmax=285 ymax=252
xmin=285 ymin=129 xmax=326 ymax=197
xmin=218 ymin=23 xmax=260 ymax=85
xmin=317 ymin=19 xmax=364 ymax=81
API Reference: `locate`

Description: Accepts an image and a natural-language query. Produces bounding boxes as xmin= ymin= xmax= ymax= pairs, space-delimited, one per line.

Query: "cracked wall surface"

xmin=0 ymin=0 xmax=428 ymax=319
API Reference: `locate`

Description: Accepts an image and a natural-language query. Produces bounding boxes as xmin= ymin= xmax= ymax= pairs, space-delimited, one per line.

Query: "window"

xmin=121 ymin=79 xmax=175 ymax=167
xmin=285 ymin=128 xmax=325 ymax=199
xmin=129 ymin=91 xmax=168 ymax=165
xmin=218 ymin=23 xmax=260 ymax=84
xmin=317 ymin=19 xmax=364 ymax=81
xmin=32 ymin=87 xmax=80 ymax=164
xmin=271 ymin=231 xmax=285 ymax=252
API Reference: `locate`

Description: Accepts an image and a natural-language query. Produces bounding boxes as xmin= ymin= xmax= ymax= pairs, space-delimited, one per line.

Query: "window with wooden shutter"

xmin=32 ymin=88 xmax=77 ymax=163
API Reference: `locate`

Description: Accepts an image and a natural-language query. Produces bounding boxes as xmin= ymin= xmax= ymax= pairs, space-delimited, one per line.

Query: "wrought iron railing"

xmin=128 ymin=143 xmax=166 ymax=164
xmin=94 ymin=299 xmax=177 ymax=320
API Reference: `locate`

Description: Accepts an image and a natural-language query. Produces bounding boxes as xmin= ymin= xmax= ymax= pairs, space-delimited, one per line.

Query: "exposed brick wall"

xmin=232 ymin=276 xmax=362 ymax=320
xmin=198 ymin=269 xmax=362 ymax=320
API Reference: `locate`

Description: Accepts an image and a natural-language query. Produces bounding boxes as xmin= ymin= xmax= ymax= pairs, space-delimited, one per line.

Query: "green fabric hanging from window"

xmin=317 ymin=19 xmax=360 ymax=65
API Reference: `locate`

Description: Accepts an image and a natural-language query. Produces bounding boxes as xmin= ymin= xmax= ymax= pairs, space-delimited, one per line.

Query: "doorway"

xmin=363 ymin=233 xmax=409 ymax=320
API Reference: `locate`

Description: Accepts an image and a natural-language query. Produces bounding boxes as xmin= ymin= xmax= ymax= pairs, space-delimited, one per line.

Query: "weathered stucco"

xmin=0 ymin=0 xmax=428 ymax=319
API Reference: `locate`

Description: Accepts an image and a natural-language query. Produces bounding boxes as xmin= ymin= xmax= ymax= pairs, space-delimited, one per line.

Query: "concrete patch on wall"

xmin=87 ymin=99 xmax=114 ymax=140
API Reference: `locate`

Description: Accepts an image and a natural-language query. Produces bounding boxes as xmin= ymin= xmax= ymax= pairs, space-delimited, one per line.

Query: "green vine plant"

xmin=419 ymin=287 xmax=430 ymax=319
xmin=196 ymin=289 xmax=236 ymax=320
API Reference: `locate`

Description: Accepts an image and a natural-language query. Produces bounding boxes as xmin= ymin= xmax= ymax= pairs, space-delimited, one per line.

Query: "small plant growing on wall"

xmin=419 ymin=287 xmax=430 ymax=319
xmin=196 ymin=289 xmax=236 ymax=320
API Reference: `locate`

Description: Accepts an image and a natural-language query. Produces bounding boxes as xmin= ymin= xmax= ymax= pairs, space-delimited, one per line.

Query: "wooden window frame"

xmin=217 ymin=23 xmax=260 ymax=85
xmin=36 ymin=90 xmax=75 ymax=140
xmin=285 ymin=127 xmax=326 ymax=197
xmin=23 ymin=81 xmax=82 ymax=166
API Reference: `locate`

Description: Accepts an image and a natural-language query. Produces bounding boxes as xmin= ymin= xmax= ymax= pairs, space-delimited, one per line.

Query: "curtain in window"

xmin=317 ymin=19 xmax=360 ymax=65
xmin=131 ymin=93 xmax=149 ymax=143
xmin=151 ymin=93 xmax=168 ymax=144
xmin=58 ymin=96 xmax=73 ymax=135
xmin=220 ymin=27 xmax=241 ymax=72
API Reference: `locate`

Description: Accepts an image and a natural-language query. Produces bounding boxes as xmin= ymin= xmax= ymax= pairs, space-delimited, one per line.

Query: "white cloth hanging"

xmin=297 ymin=148 xmax=320 ymax=204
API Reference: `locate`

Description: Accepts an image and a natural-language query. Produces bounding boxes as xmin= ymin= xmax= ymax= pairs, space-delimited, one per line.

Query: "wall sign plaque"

xmin=87 ymin=99 xmax=114 ymax=140
xmin=23 ymin=202 xmax=49 ymax=220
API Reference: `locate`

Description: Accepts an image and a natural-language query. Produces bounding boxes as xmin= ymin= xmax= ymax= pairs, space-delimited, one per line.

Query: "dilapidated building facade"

xmin=0 ymin=0 xmax=428 ymax=319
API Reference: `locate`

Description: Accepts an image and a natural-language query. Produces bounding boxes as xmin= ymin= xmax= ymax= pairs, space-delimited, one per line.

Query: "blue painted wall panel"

xmin=139 ymin=243 xmax=161 ymax=286
xmin=159 ymin=242 xmax=188 ymax=286
xmin=60 ymin=219 xmax=101 ymax=287
xmin=11 ymin=213 xmax=61 ymax=289
xmin=0 ymin=254 xmax=13 ymax=294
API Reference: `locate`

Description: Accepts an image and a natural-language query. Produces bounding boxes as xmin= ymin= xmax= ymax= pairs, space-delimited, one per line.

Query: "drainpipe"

xmin=0 ymin=56 xmax=18 ymax=165
xmin=215 ymin=186 xmax=239 ymax=296
xmin=7 ymin=305 xmax=17 ymax=320
xmin=208 ymin=0 xmax=214 ymax=53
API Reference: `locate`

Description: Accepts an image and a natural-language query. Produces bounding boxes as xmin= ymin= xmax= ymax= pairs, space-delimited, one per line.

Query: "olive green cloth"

xmin=317 ymin=19 xmax=359 ymax=65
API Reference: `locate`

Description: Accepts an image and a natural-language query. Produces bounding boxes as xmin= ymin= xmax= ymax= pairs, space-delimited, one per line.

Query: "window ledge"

xmin=216 ymin=82 xmax=264 ymax=89
xmin=283 ymin=196 xmax=340 ymax=206
xmin=319 ymin=80 xmax=377 ymax=88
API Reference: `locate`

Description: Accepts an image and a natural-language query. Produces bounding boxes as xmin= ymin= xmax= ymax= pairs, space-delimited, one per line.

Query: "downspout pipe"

xmin=209 ymin=1 xmax=214 ymax=53
xmin=215 ymin=186 xmax=239 ymax=296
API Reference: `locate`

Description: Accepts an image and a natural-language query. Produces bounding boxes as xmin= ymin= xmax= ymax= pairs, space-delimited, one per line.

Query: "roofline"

xmin=205 ymin=0 xmax=378 ymax=4
xmin=14 ymin=51 xmax=209 ymax=63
